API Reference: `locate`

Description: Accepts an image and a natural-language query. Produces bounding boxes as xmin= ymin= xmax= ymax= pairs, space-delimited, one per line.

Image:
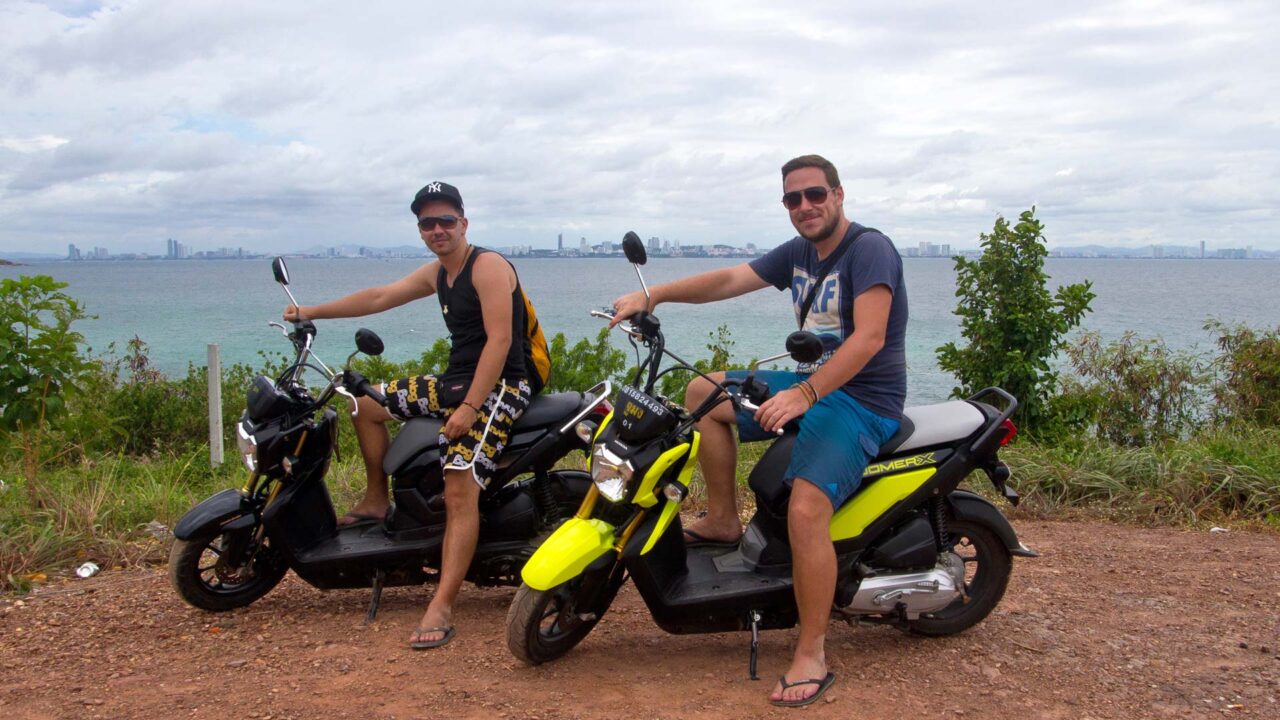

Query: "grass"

xmin=1003 ymin=424 xmax=1280 ymax=524
xmin=3 ymin=425 xmax=1278 ymax=593
xmin=0 ymin=446 xmax=370 ymax=593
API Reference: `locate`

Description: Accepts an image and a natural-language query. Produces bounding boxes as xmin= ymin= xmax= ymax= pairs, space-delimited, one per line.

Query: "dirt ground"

xmin=2 ymin=518 xmax=1277 ymax=720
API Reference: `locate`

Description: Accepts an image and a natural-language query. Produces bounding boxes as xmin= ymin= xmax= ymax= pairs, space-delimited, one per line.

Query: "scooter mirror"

xmin=622 ymin=231 xmax=647 ymax=265
xmin=786 ymin=331 xmax=823 ymax=363
xmin=354 ymin=328 xmax=385 ymax=357
xmin=271 ymin=257 xmax=290 ymax=286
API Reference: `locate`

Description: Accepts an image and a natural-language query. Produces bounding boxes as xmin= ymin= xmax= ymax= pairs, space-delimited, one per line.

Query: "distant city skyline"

xmin=32 ymin=236 xmax=1277 ymax=263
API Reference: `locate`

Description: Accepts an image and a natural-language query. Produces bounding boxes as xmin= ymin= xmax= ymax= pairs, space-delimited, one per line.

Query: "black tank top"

xmin=436 ymin=247 xmax=533 ymax=388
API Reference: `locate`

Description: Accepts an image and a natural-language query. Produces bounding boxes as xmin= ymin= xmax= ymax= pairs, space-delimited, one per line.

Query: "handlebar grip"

xmin=344 ymin=370 xmax=388 ymax=406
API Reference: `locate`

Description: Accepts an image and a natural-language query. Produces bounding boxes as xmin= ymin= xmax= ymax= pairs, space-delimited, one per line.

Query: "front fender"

xmin=173 ymin=488 xmax=251 ymax=540
xmin=948 ymin=490 xmax=1038 ymax=557
xmin=521 ymin=517 xmax=617 ymax=591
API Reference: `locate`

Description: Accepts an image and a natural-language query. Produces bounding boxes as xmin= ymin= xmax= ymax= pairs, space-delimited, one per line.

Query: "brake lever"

xmin=334 ymin=385 xmax=358 ymax=417
xmin=733 ymin=394 xmax=783 ymax=435
xmin=590 ymin=309 xmax=643 ymax=340
xmin=268 ymin=321 xmax=290 ymax=338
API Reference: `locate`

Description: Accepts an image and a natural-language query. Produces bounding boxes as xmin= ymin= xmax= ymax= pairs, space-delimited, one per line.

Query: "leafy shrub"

xmin=1207 ymin=320 xmax=1280 ymax=427
xmin=1059 ymin=332 xmax=1208 ymax=446
xmin=936 ymin=208 xmax=1094 ymax=439
xmin=545 ymin=328 xmax=629 ymax=393
xmin=657 ymin=324 xmax=751 ymax=404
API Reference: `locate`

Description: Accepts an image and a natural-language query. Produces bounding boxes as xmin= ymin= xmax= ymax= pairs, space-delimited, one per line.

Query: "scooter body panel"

xmin=521 ymin=517 xmax=617 ymax=591
xmin=173 ymin=488 xmax=247 ymax=540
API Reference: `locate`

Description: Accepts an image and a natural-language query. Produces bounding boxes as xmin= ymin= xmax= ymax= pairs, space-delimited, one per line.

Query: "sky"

xmin=1 ymin=0 xmax=1277 ymax=256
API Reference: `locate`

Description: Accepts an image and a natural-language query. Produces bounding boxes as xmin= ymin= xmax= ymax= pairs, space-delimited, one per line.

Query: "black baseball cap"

xmin=411 ymin=181 xmax=464 ymax=216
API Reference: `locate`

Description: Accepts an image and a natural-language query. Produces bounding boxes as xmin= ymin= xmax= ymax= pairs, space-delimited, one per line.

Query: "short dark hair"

xmin=781 ymin=155 xmax=840 ymax=188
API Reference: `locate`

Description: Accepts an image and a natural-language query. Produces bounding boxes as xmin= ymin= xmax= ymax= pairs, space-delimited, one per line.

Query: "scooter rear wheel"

xmin=169 ymin=527 xmax=287 ymax=612
xmin=906 ymin=519 xmax=1012 ymax=636
xmin=506 ymin=575 xmax=615 ymax=665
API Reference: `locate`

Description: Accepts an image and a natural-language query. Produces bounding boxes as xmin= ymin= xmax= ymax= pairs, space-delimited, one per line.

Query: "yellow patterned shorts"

xmin=383 ymin=375 xmax=533 ymax=488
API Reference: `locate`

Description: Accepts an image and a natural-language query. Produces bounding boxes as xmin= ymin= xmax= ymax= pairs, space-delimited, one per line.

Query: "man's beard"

xmin=798 ymin=213 xmax=841 ymax=244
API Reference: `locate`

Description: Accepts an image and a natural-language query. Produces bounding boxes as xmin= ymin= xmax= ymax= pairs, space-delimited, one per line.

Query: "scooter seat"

xmin=516 ymin=391 xmax=585 ymax=430
xmin=881 ymin=400 xmax=986 ymax=455
xmin=382 ymin=392 xmax=584 ymax=475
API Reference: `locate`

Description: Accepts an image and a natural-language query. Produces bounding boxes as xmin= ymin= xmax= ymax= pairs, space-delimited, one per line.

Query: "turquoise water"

xmin=4 ymin=257 xmax=1278 ymax=406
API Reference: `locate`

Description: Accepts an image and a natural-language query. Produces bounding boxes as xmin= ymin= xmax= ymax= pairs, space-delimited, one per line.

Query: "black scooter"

xmin=169 ymin=257 xmax=611 ymax=620
xmin=506 ymin=233 xmax=1035 ymax=676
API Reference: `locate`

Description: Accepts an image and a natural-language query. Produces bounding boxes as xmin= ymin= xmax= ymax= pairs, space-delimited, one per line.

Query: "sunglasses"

xmin=417 ymin=215 xmax=460 ymax=231
xmin=781 ymin=186 xmax=836 ymax=210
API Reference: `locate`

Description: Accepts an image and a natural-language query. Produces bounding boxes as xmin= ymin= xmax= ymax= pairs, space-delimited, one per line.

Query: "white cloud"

xmin=1 ymin=0 xmax=1277 ymax=255
xmin=0 ymin=134 xmax=69 ymax=152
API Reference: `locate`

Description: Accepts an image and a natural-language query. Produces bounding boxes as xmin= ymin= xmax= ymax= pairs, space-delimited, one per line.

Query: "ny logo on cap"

xmin=426 ymin=182 xmax=442 ymax=193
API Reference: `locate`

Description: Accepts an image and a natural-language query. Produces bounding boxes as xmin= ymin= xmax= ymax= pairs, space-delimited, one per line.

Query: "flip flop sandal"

xmin=337 ymin=510 xmax=385 ymax=527
xmin=682 ymin=528 xmax=739 ymax=548
xmin=409 ymin=625 xmax=456 ymax=650
xmin=770 ymin=672 xmax=836 ymax=708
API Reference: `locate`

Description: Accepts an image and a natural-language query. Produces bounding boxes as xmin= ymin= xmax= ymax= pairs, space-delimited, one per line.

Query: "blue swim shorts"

xmin=726 ymin=369 xmax=900 ymax=508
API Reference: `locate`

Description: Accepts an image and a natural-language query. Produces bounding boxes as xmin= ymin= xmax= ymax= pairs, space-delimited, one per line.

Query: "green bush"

xmin=657 ymin=324 xmax=751 ymax=404
xmin=936 ymin=209 xmax=1094 ymax=439
xmin=1059 ymin=332 xmax=1208 ymax=446
xmin=1208 ymin=320 xmax=1280 ymax=427
xmin=544 ymin=328 xmax=629 ymax=394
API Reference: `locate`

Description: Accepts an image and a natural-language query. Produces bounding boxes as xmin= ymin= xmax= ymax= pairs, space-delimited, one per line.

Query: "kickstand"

xmin=365 ymin=569 xmax=385 ymax=624
xmin=748 ymin=610 xmax=762 ymax=681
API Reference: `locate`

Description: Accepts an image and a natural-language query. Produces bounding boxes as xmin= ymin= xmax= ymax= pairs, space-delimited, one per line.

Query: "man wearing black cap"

xmin=282 ymin=181 xmax=540 ymax=649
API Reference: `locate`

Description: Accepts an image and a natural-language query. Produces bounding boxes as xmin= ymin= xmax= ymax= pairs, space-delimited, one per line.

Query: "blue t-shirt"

xmin=748 ymin=222 xmax=908 ymax=419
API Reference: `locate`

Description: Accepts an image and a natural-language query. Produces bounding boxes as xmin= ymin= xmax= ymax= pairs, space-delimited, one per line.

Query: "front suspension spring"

xmin=533 ymin=471 xmax=561 ymax=525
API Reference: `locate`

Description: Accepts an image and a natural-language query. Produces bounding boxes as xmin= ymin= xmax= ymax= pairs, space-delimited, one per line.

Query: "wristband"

xmin=461 ymin=401 xmax=482 ymax=413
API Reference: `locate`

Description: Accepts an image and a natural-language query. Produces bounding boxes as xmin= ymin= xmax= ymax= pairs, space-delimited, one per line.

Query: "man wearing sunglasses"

xmin=611 ymin=154 xmax=907 ymax=707
xmin=281 ymin=181 xmax=541 ymax=651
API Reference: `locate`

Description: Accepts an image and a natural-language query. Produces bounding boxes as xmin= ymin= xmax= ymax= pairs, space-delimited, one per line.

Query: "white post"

xmin=208 ymin=344 xmax=224 ymax=467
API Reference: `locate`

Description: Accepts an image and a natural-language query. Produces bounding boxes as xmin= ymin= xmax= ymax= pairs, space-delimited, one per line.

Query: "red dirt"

xmin=2 ymin=519 xmax=1277 ymax=719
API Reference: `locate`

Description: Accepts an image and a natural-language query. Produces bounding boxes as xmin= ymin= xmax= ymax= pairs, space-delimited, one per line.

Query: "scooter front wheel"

xmin=169 ymin=527 xmax=287 ymax=612
xmin=506 ymin=575 xmax=616 ymax=665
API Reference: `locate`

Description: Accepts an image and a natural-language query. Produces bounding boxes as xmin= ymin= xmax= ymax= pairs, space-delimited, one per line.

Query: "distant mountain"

xmin=0 ymin=251 xmax=63 ymax=260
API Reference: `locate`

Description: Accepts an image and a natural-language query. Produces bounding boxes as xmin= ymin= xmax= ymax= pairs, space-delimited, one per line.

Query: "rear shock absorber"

xmin=533 ymin=470 xmax=561 ymax=526
xmin=928 ymin=496 xmax=951 ymax=551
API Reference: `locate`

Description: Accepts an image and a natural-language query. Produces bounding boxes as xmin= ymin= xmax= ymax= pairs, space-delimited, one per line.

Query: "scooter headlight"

xmin=591 ymin=444 xmax=634 ymax=503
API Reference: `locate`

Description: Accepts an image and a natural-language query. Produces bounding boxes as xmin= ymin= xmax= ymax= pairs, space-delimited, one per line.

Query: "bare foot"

xmin=770 ymin=655 xmax=830 ymax=705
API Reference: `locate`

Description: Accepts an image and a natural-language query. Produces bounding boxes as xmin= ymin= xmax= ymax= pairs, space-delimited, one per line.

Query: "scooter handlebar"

xmin=342 ymin=370 xmax=387 ymax=406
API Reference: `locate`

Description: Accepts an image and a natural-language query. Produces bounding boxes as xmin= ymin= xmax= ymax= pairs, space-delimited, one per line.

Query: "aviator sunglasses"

xmin=417 ymin=215 xmax=460 ymax=231
xmin=781 ymin=186 xmax=837 ymax=210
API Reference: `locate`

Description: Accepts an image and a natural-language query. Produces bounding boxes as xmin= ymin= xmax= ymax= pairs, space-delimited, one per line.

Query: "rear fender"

xmin=521 ymin=517 xmax=617 ymax=591
xmin=948 ymin=490 xmax=1038 ymax=557
xmin=173 ymin=488 xmax=251 ymax=540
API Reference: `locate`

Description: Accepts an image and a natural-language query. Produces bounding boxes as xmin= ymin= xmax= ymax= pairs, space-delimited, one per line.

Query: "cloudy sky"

xmin=2 ymin=0 xmax=1277 ymax=256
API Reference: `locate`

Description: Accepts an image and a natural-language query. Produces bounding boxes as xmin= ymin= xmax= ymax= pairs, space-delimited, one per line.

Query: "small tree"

xmin=0 ymin=275 xmax=92 ymax=506
xmin=936 ymin=208 xmax=1094 ymax=437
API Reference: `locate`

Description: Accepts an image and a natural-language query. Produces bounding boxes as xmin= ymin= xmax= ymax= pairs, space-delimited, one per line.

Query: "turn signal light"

xmin=999 ymin=419 xmax=1018 ymax=446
